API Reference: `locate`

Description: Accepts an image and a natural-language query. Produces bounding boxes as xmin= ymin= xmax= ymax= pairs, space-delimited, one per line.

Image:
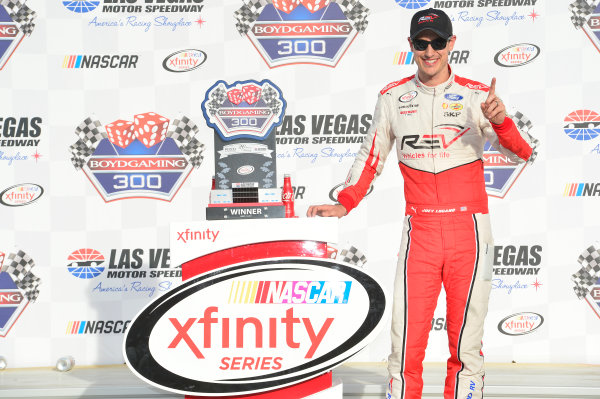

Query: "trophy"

xmin=202 ymin=79 xmax=288 ymax=220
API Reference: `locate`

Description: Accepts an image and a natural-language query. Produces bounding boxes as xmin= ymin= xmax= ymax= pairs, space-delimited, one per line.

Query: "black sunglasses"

xmin=412 ymin=37 xmax=448 ymax=51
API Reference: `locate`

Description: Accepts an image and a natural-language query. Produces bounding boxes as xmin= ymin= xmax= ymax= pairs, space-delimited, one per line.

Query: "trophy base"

xmin=206 ymin=203 xmax=285 ymax=220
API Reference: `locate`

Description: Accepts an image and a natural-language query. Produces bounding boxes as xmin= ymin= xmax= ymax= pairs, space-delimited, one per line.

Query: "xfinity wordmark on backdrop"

xmin=234 ymin=0 xmax=370 ymax=68
xmin=394 ymin=0 xmax=541 ymax=28
xmin=62 ymin=0 xmax=206 ymax=32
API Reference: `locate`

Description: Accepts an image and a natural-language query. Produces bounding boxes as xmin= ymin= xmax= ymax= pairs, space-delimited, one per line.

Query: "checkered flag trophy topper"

xmin=571 ymin=242 xmax=600 ymax=299
xmin=234 ymin=0 xmax=370 ymax=35
xmin=0 ymin=250 xmax=41 ymax=302
xmin=569 ymin=0 xmax=600 ymax=28
xmin=509 ymin=111 xmax=539 ymax=163
xmin=0 ymin=0 xmax=37 ymax=36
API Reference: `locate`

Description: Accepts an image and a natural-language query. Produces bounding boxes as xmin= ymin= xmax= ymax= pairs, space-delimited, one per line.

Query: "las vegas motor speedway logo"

xmin=69 ymin=114 xmax=204 ymax=202
xmin=124 ymin=240 xmax=388 ymax=396
xmin=0 ymin=250 xmax=40 ymax=337
xmin=63 ymin=0 xmax=205 ymax=33
xmin=234 ymin=0 xmax=370 ymax=68
xmin=0 ymin=1 xmax=36 ymax=70
xmin=571 ymin=242 xmax=600 ymax=319
xmin=569 ymin=0 xmax=600 ymax=54
xmin=484 ymin=111 xmax=538 ymax=198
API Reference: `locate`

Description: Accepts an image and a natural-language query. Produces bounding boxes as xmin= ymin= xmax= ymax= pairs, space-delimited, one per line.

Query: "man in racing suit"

xmin=306 ymin=8 xmax=537 ymax=399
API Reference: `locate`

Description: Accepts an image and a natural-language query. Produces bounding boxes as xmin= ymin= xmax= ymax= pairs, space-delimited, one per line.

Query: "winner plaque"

xmin=201 ymin=79 xmax=287 ymax=220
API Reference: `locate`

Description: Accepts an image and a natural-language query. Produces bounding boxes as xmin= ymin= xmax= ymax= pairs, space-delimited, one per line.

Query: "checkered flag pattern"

xmin=75 ymin=118 xmax=107 ymax=150
xmin=571 ymin=243 xmax=600 ymax=299
xmin=569 ymin=0 xmax=599 ymax=28
xmin=182 ymin=137 xmax=205 ymax=168
xmin=509 ymin=111 xmax=538 ymax=164
xmin=262 ymin=84 xmax=281 ymax=115
xmin=0 ymin=0 xmax=36 ymax=36
xmin=234 ymin=0 xmax=268 ymax=35
xmin=1 ymin=250 xmax=41 ymax=302
xmin=167 ymin=115 xmax=199 ymax=147
xmin=336 ymin=0 xmax=370 ymax=33
xmin=339 ymin=246 xmax=367 ymax=268
xmin=69 ymin=139 xmax=94 ymax=169
xmin=0 ymin=0 xmax=26 ymax=15
xmin=207 ymin=85 xmax=227 ymax=115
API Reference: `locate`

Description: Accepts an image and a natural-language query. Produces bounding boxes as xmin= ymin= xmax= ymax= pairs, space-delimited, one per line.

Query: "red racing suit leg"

xmin=387 ymin=212 xmax=493 ymax=399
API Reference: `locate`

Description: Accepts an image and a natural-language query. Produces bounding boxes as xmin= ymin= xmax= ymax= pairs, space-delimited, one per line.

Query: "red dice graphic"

xmin=242 ymin=84 xmax=262 ymax=105
xmin=273 ymin=0 xmax=300 ymax=13
xmin=133 ymin=112 xmax=170 ymax=148
xmin=227 ymin=89 xmax=244 ymax=105
xmin=301 ymin=0 xmax=331 ymax=12
xmin=105 ymin=119 xmax=135 ymax=149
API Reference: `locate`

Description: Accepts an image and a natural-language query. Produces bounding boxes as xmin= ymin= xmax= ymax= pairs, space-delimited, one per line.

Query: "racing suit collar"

xmin=414 ymin=65 xmax=454 ymax=94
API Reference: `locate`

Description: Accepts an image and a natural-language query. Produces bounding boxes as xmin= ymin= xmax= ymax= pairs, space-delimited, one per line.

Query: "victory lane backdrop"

xmin=0 ymin=0 xmax=599 ymax=369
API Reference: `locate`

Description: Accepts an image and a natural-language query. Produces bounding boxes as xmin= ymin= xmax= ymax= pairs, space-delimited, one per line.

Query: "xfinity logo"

xmin=162 ymin=49 xmax=207 ymax=73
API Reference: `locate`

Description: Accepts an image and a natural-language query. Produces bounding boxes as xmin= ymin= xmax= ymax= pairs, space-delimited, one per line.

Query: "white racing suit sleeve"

xmin=337 ymin=92 xmax=396 ymax=213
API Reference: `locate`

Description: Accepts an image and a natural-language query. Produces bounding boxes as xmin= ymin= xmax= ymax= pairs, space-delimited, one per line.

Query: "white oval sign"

xmin=498 ymin=312 xmax=544 ymax=336
xmin=163 ymin=49 xmax=207 ymax=73
xmin=124 ymin=245 xmax=388 ymax=396
xmin=494 ymin=43 xmax=540 ymax=67
xmin=0 ymin=183 xmax=44 ymax=206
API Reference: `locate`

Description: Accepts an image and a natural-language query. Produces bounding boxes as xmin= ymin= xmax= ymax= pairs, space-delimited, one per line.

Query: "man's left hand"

xmin=480 ymin=77 xmax=506 ymax=125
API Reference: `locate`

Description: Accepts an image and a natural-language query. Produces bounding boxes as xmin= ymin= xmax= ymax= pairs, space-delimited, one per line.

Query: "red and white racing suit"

xmin=337 ymin=69 xmax=536 ymax=399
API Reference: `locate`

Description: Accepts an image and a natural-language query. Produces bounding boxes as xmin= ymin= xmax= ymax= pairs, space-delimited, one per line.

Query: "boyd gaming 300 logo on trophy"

xmin=202 ymin=79 xmax=287 ymax=220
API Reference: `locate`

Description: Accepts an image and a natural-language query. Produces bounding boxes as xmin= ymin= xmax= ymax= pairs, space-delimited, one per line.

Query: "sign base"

xmin=185 ymin=371 xmax=333 ymax=399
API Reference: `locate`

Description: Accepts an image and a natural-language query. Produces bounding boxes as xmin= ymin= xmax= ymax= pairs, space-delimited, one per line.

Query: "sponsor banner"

xmin=563 ymin=183 xmax=600 ymax=197
xmin=130 ymin=222 xmax=386 ymax=395
xmin=162 ymin=49 xmax=207 ymax=72
xmin=68 ymin=113 xmax=204 ymax=202
xmin=494 ymin=43 xmax=540 ymax=67
xmin=171 ymin=218 xmax=337 ymax=265
xmin=497 ymin=312 xmax=544 ymax=336
xmin=63 ymin=0 xmax=206 ymax=32
xmin=0 ymin=1 xmax=36 ymax=70
xmin=492 ymin=245 xmax=543 ymax=294
xmin=66 ymin=320 xmax=131 ymax=335
xmin=571 ymin=243 xmax=600 ymax=319
xmin=0 ymin=116 xmax=43 ymax=165
xmin=572 ymin=2 xmax=600 ymax=53
xmin=563 ymin=110 xmax=600 ymax=156
xmin=66 ymin=248 xmax=181 ymax=298
xmin=234 ymin=0 xmax=370 ymax=68
xmin=0 ymin=183 xmax=43 ymax=207
xmin=394 ymin=49 xmax=470 ymax=65
xmin=273 ymin=113 xmax=371 ymax=164
xmin=62 ymin=54 xmax=139 ymax=69
xmin=0 ymin=249 xmax=40 ymax=337
xmin=395 ymin=0 xmax=541 ymax=27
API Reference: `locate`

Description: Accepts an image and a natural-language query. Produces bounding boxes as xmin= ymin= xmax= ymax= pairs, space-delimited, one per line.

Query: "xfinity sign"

xmin=124 ymin=242 xmax=388 ymax=396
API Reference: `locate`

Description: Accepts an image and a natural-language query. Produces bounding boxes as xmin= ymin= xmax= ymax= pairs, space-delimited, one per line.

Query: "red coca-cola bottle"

xmin=282 ymin=174 xmax=295 ymax=218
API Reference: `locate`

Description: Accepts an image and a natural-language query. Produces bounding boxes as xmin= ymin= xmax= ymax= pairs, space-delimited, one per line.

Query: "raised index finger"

xmin=489 ymin=77 xmax=496 ymax=97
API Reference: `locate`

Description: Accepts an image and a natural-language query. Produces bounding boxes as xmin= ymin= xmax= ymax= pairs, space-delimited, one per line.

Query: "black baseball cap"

xmin=409 ymin=8 xmax=453 ymax=41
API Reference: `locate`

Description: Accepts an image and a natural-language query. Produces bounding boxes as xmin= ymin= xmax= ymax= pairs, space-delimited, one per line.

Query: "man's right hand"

xmin=306 ymin=204 xmax=348 ymax=218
